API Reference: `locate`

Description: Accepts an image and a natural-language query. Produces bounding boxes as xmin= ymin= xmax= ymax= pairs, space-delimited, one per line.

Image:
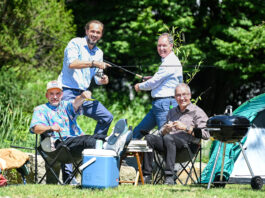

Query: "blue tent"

xmin=201 ymin=93 xmax=265 ymax=183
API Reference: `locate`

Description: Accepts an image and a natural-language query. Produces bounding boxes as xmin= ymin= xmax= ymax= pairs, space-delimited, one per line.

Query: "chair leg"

xmin=175 ymin=146 xmax=201 ymax=185
xmin=38 ymin=148 xmax=64 ymax=184
xmin=199 ymin=146 xmax=202 ymax=184
xmin=35 ymin=134 xmax=38 ymax=184
xmin=153 ymin=152 xmax=165 ymax=184
xmin=63 ymin=161 xmax=82 ymax=184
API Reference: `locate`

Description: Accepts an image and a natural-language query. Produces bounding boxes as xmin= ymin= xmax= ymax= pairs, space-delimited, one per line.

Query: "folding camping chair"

xmin=153 ymin=142 xmax=202 ymax=185
xmin=35 ymin=131 xmax=82 ymax=185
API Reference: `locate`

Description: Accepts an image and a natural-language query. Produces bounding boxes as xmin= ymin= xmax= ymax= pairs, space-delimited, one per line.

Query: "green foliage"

xmin=0 ymin=102 xmax=33 ymax=149
xmin=213 ymin=23 xmax=265 ymax=79
xmin=191 ymin=0 xmax=265 ymax=79
xmin=0 ymin=68 xmax=54 ymax=148
xmin=0 ymin=0 xmax=76 ymax=76
xmin=0 ymin=67 xmax=54 ymax=112
xmin=185 ymin=61 xmax=202 ymax=85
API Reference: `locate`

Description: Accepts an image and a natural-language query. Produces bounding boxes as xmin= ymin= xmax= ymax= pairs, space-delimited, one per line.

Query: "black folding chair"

xmin=153 ymin=142 xmax=202 ymax=185
xmin=35 ymin=132 xmax=82 ymax=184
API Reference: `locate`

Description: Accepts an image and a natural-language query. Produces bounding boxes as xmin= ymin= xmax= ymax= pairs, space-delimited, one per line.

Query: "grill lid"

xmin=206 ymin=114 xmax=250 ymax=143
xmin=206 ymin=115 xmax=250 ymax=128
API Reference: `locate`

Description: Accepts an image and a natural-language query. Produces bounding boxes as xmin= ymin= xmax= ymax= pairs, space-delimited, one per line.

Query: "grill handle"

xmin=205 ymin=128 xmax=221 ymax=131
xmin=224 ymin=105 xmax=233 ymax=116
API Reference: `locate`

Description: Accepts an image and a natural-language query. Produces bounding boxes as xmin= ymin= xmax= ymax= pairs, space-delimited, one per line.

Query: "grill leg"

xmin=239 ymin=143 xmax=255 ymax=177
xmin=207 ymin=142 xmax=222 ymax=189
xmin=220 ymin=143 xmax=226 ymax=182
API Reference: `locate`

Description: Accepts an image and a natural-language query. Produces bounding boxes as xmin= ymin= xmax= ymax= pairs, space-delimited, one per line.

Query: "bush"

xmin=0 ymin=67 xmax=57 ymax=149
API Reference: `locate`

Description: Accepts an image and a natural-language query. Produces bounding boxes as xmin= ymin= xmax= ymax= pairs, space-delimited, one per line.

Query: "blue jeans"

xmin=62 ymin=87 xmax=113 ymax=135
xmin=133 ymin=98 xmax=178 ymax=139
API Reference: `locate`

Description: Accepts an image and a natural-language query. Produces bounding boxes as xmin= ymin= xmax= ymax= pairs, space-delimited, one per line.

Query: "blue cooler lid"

xmin=82 ymin=149 xmax=117 ymax=157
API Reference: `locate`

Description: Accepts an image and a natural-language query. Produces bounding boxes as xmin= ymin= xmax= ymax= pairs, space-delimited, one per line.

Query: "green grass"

xmin=0 ymin=184 xmax=264 ymax=198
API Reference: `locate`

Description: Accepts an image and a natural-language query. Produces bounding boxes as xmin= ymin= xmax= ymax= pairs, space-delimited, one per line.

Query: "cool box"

xmin=81 ymin=149 xmax=119 ymax=189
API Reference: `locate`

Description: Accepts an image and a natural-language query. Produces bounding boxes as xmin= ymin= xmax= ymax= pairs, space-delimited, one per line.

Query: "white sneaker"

xmin=104 ymin=119 xmax=133 ymax=156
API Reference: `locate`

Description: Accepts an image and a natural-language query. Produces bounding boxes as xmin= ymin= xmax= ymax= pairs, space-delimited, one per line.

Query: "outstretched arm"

xmin=73 ymin=90 xmax=92 ymax=111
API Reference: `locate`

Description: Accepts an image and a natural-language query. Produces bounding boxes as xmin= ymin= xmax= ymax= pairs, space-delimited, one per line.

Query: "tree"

xmin=0 ymin=0 xmax=76 ymax=77
xmin=191 ymin=0 xmax=265 ymax=79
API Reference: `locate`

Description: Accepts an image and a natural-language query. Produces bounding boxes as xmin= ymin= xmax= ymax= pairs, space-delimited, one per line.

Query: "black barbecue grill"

xmin=206 ymin=114 xmax=250 ymax=143
xmin=206 ymin=106 xmax=263 ymax=190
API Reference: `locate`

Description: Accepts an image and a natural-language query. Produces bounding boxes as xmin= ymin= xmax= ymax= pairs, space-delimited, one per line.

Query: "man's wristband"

xmin=185 ymin=126 xmax=191 ymax=133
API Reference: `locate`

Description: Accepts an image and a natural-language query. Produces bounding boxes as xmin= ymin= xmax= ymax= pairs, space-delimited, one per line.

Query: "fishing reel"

xmin=95 ymin=71 xmax=104 ymax=78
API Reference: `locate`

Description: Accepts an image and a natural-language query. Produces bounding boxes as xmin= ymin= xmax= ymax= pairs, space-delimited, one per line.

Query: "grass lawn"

xmin=0 ymin=184 xmax=264 ymax=198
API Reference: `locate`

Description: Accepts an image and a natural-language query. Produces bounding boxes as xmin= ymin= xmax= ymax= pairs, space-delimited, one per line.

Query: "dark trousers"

xmin=143 ymin=132 xmax=195 ymax=176
xmin=46 ymin=135 xmax=97 ymax=184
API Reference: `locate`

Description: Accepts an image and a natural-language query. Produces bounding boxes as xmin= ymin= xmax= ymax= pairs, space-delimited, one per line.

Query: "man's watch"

xmin=185 ymin=126 xmax=191 ymax=133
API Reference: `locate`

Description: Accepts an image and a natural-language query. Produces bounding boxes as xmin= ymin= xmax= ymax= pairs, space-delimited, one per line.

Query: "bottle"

xmin=169 ymin=101 xmax=173 ymax=109
xmin=95 ymin=140 xmax=103 ymax=149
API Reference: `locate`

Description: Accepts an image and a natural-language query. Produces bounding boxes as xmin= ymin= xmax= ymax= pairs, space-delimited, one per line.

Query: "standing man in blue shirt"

xmin=133 ymin=33 xmax=183 ymax=139
xmin=58 ymin=20 xmax=113 ymax=136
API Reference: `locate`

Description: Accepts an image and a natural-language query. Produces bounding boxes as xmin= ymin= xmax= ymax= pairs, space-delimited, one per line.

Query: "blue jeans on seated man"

xmin=61 ymin=87 xmax=113 ymax=184
xmin=133 ymin=98 xmax=177 ymax=139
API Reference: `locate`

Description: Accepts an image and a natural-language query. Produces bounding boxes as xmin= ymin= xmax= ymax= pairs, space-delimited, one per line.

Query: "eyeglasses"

xmin=175 ymin=93 xmax=190 ymax=98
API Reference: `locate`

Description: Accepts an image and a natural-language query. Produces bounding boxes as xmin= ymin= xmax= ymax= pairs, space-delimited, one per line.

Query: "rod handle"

xmin=135 ymin=74 xmax=143 ymax=79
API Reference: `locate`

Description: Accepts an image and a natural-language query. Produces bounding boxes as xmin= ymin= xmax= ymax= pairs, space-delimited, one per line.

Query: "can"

xmin=95 ymin=140 xmax=103 ymax=149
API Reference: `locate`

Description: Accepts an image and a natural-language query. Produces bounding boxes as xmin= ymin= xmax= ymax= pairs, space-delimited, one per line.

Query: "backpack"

xmin=0 ymin=169 xmax=7 ymax=187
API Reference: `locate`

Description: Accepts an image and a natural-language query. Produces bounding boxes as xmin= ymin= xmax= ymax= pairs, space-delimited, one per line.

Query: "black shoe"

xmin=164 ymin=176 xmax=175 ymax=185
xmin=143 ymin=175 xmax=152 ymax=184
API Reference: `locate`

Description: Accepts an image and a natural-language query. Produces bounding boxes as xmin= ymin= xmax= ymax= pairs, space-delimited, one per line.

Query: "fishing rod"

xmin=103 ymin=60 xmax=143 ymax=79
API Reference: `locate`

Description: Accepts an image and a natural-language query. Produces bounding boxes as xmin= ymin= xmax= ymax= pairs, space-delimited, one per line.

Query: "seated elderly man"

xmin=30 ymin=81 xmax=100 ymax=183
xmin=142 ymin=83 xmax=209 ymax=185
xmin=30 ymin=80 xmax=115 ymax=184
